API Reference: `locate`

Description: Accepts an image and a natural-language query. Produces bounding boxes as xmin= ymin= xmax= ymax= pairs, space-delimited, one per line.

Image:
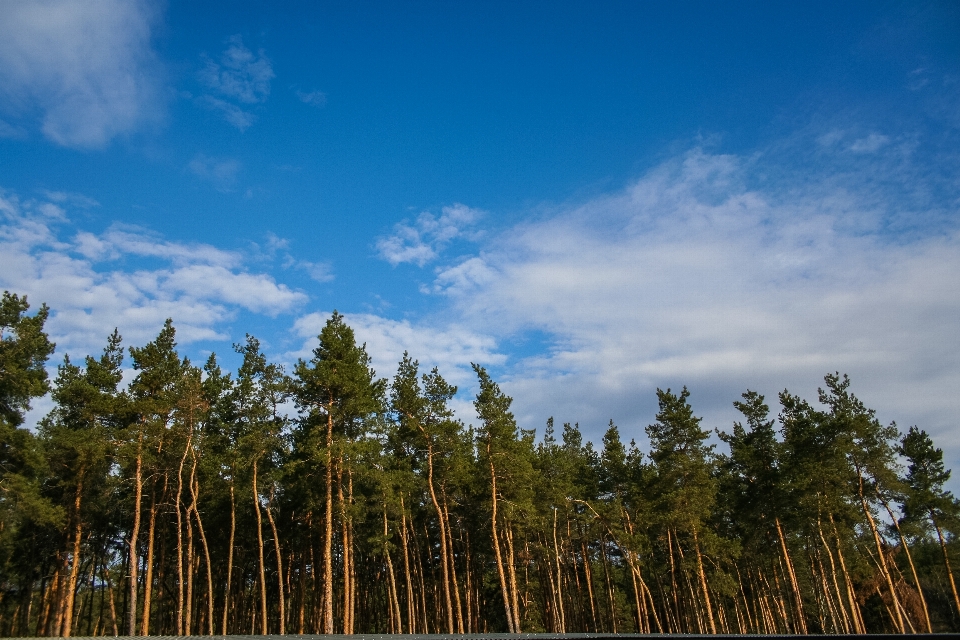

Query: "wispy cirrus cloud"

xmin=0 ymin=0 xmax=162 ymax=148
xmin=197 ymin=35 xmax=273 ymax=131
xmin=295 ymin=89 xmax=327 ymax=108
xmin=187 ymin=153 xmax=241 ymax=191
xmin=376 ymin=203 xmax=484 ymax=266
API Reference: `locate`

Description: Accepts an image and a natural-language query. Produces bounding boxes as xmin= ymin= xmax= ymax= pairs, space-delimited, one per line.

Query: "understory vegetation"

xmin=2 ymin=290 xmax=959 ymax=636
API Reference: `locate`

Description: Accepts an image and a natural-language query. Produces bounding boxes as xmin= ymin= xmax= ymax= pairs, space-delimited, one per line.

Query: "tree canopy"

xmin=1 ymin=290 xmax=959 ymax=635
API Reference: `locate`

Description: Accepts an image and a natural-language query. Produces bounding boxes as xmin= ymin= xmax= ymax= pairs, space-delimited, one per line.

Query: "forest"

xmin=1 ymin=289 xmax=959 ymax=636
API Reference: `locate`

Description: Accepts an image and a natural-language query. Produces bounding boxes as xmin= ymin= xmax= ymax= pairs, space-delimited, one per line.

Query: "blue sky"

xmin=2 ymin=1 xmax=959 ymax=474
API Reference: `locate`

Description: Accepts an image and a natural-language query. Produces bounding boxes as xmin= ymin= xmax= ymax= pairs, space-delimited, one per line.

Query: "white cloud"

xmin=197 ymin=96 xmax=257 ymax=131
xmin=0 ymin=118 xmax=28 ymax=140
xmin=199 ymin=35 xmax=273 ymax=104
xmin=0 ymin=189 xmax=307 ymax=360
xmin=376 ymin=203 xmax=484 ymax=266
xmin=417 ymin=147 xmax=960 ymax=463
xmin=196 ymin=34 xmax=272 ymax=130
xmin=850 ymin=132 xmax=890 ymax=153
xmin=43 ymin=191 xmax=100 ymax=209
xmin=0 ymin=0 xmax=162 ymax=148
xmin=289 ymin=312 xmax=505 ymax=414
xmin=296 ymin=261 xmax=335 ymax=283
xmin=296 ymin=89 xmax=327 ymax=107
xmin=188 ymin=153 xmax=242 ymax=191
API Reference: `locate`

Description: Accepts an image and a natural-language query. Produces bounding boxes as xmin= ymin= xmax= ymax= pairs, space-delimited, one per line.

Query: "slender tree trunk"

xmin=817 ymin=515 xmax=851 ymax=633
xmin=829 ymin=512 xmax=865 ymax=634
xmin=505 ymin=517 xmax=522 ymax=631
xmin=581 ymin=536 xmax=598 ymax=632
xmin=932 ymin=513 xmax=960 ymax=618
xmin=265 ymin=485 xmax=286 ymax=634
xmin=101 ymin=565 xmax=118 ymax=637
xmin=337 ymin=458 xmax=351 ymax=634
xmin=61 ymin=470 xmax=85 ymax=638
xmin=774 ymin=517 xmax=807 ymax=634
xmin=222 ymin=481 xmax=236 ymax=635
xmin=857 ymin=471 xmax=904 ymax=633
xmin=443 ymin=495 xmax=465 ymax=633
xmin=423 ymin=441 xmax=455 ymax=633
xmin=599 ymin=537 xmax=617 ymax=632
xmin=175 ymin=426 xmax=191 ymax=635
xmin=127 ymin=433 xmax=144 ymax=636
xmin=552 ymin=508 xmax=567 ymax=632
xmin=878 ymin=493 xmax=931 ymax=632
xmin=692 ymin=527 xmax=717 ymax=634
xmin=252 ymin=458 xmax=269 ymax=634
xmin=323 ymin=403 xmax=334 ymax=634
xmin=190 ymin=462 xmax=215 ymax=635
xmin=139 ymin=480 xmax=159 ymax=636
xmin=384 ymin=508 xmax=403 ymax=632
xmin=488 ymin=452 xmax=515 ymax=633
xmin=400 ymin=496 xmax=416 ymax=634
xmin=186 ymin=486 xmax=195 ymax=635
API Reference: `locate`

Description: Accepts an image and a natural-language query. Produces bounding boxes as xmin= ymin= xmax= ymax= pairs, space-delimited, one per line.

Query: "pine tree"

xmin=294 ymin=312 xmax=384 ymax=633
xmin=647 ymin=387 xmax=722 ymax=634
xmin=900 ymin=426 xmax=960 ymax=618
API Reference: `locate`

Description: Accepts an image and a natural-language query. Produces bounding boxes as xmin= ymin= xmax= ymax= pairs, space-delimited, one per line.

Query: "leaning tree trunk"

xmin=932 ymin=513 xmax=960 ymax=618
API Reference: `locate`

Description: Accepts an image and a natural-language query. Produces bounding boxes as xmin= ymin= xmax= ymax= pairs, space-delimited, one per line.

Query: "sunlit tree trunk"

xmin=222 ymin=482 xmax=236 ymax=635
xmin=932 ymin=513 xmax=960 ymax=617
xmin=489 ymin=453 xmax=515 ymax=633
xmin=127 ymin=431 xmax=144 ymax=636
xmin=266 ymin=484 xmax=286 ymax=634
xmin=253 ymin=458 xmax=268 ymax=634
xmin=139 ymin=482 xmax=157 ymax=636
xmin=322 ymin=403 xmax=334 ymax=634
xmin=61 ymin=469 xmax=85 ymax=638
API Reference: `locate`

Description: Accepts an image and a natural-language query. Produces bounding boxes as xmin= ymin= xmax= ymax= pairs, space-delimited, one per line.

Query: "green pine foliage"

xmin=1 ymin=290 xmax=959 ymax=635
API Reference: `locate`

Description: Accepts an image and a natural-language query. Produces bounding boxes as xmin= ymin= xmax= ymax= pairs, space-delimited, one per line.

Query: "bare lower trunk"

xmin=423 ymin=441 xmax=454 ymax=633
xmin=127 ymin=435 xmax=144 ymax=637
xmin=190 ymin=462 xmax=215 ymax=635
xmin=323 ymin=406 xmax=334 ymax=634
xmin=252 ymin=458 xmax=268 ymax=634
xmin=933 ymin=513 xmax=960 ymax=618
xmin=879 ymin=494 xmax=931 ymax=632
xmin=443 ymin=495 xmax=465 ymax=633
xmin=552 ymin=508 xmax=566 ymax=633
xmin=693 ymin=528 xmax=716 ymax=634
xmin=858 ymin=472 xmax=904 ymax=633
xmin=774 ymin=517 xmax=807 ymax=634
xmin=175 ymin=427 xmax=191 ymax=635
xmin=139 ymin=485 xmax=157 ymax=636
xmin=489 ymin=453 xmax=514 ymax=633
xmin=505 ymin=521 xmax=521 ymax=631
xmin=829 ymin=512 xmax=865 ymax=634
xmin=62 ymin=472 xmax=85 ymax=638
xmin=384 ymin=508 xmax=403 ymax=632
xmin=222 ymin=482 xmax=236 ymax=635
xmin=400 ymin=497 xmax=415 ymax=634
xmin=265 ymin=486 xmax=286 ymax=634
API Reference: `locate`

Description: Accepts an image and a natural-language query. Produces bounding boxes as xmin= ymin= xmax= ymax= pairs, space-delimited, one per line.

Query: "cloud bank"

xmin=414 ymin=141 xmax=960 ymax=454
xmin=0 ymin=189 xmax=306 ymax=359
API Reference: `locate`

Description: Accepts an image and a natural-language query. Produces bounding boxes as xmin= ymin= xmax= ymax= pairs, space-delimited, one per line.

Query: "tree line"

xmin=1 ymin=290 xmax=959 ymax=636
